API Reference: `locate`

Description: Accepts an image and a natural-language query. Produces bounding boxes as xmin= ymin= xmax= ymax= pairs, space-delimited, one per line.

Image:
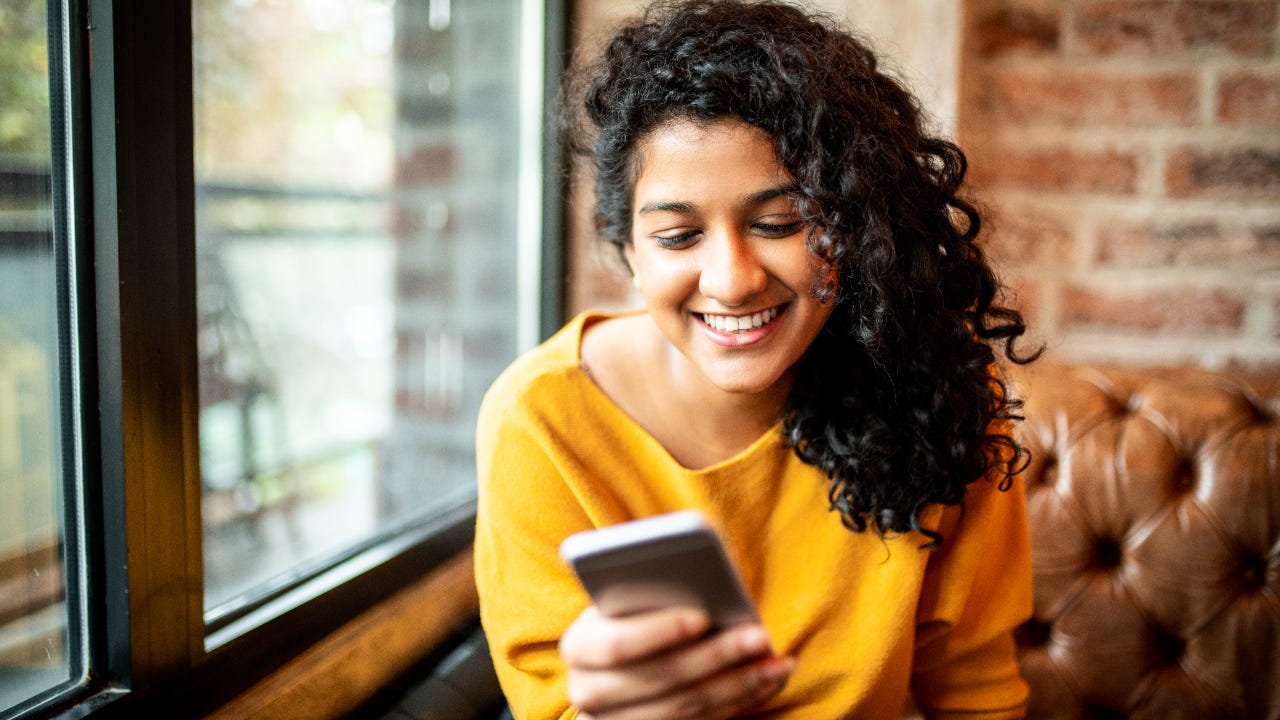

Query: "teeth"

xmin=701 ymin=307 xmax=779 ymax=333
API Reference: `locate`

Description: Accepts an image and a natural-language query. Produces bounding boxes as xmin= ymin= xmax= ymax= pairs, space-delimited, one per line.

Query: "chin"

xmin=706 ymin=371 xmax=788 ymax=397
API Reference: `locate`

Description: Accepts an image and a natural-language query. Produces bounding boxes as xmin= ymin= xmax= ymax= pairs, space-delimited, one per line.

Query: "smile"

xmin=700 ymin=307 xmax=780 ymax=333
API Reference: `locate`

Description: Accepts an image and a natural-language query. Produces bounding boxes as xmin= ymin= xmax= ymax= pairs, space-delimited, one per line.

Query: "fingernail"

xmin=752 ymin=657 xmax=794 ymax=694
xmin=739 ymin=627 xmax=770 ymax=655
xmin=763 ymin=656 xmax=795 ymax=682
xmin=681 ymin=610 xmax=710 ymax=635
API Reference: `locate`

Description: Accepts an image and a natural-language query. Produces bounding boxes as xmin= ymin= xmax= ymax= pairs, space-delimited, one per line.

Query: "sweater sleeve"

xmin=474 ymin=376 xmax=592 ymax=720
xmin=910 ymin=466 xmax=1033 ymax=719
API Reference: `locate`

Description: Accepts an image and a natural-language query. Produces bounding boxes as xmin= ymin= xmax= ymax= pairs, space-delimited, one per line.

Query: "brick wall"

xmin=565 ymin=0 xmax=1280 ymax=368
xmin=563 ymin=0 xmax=649 ymax=317
xmin=961 ymin=0 xmax=1280 ymax=368
xmin=386 ymin=0 xmax=524 ymax=516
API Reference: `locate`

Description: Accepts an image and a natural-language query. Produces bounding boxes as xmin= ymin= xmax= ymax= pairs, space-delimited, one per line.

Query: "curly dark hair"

xmin=563 ymin=0 xmax=1039 ymax=545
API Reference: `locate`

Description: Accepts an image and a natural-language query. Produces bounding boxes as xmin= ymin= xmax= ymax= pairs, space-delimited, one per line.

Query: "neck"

xmin=661 ymin=342 xmax=792 ymax=453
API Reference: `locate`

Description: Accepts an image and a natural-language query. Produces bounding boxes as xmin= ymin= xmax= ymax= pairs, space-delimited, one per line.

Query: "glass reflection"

xmin=194 ymin=0 xmax=524 ymax=618
xmin=0 ymin=0 xmax=74 ymax=711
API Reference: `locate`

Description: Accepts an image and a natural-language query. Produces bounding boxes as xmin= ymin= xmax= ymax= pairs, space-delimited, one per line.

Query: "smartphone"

xmin=559 ymin=510 xmax=759 ymax=629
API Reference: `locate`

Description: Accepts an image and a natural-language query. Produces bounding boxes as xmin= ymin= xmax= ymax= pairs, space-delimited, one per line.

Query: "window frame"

xmin=11 ymin=0 xmax=566 ymax=716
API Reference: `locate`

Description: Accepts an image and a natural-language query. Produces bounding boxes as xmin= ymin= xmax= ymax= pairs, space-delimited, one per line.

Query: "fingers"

xmin=579 ymin=653 xmax=795 ymax=720
xmin=561 ymin=608 xmax=794 ymax=719
xmin=569 ymin=623 xmax=769 ymax=706
xmin=560 ymin=605 xmax=710 ymax=669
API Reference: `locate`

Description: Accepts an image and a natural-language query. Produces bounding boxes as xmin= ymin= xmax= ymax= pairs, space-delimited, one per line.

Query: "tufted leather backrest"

xmin=1007 ymin=362 xmax=1280 ymax=719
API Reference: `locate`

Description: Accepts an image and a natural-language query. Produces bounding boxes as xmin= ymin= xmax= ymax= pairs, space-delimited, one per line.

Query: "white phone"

xmin=559 ymin=510 xmax=760 ymax=629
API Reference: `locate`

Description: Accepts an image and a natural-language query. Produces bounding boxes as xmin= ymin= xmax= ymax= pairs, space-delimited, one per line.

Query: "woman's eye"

xmin=654 ymin=230 xmax=700 ymax=249
xmin=754 ymin=220 xmax=803 ymax=238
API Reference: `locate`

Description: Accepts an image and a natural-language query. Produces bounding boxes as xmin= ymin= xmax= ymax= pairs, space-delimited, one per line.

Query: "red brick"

xmin=999 ymin=274 xmax=1039 ymax=324
xmin=982 ymin=206 xmax=1077 ymax=267
xmin=1097 ymin=220 xmax=1212 ymax=266
xmin=1095 ymin=219 xmax=1280 ymax=265
xmin=972 ymin=147 xmax=1140 ymax=194
xmin=394 ymin=330 xmax=423 ymax=363
xmin=395 ymin=144 xmax=456 ymax=186
xmin=991 ymin=72 xmax=1199 ymax=126
xmin=1219 ymin=73 xmax=1280 ymax=126
xmin=1061 ymin=285 xmax=1246 ymax=334
xmin=396 ymin=267 xmax=451 ymax=298
xmin=1165 ymin=148 xmax=1280 ymax=198
xmin=395 ymin=27 xmax=452 ymax=64
xmin=972 ymin=6 xmax=1061 ymax=57
xmin=391 ymin=207 xmax=422 ymax=240
xmin=1075 ymin=1 xmax=1277 ymax=57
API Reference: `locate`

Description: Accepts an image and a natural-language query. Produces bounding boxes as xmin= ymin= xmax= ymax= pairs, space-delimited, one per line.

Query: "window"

xmin=192 ymin=0 xmax=545 ymax=637
xmin=0 ymin=0 xmax=562 ymax=715
xmin=0 ymin=0 xmax=85 ymax=714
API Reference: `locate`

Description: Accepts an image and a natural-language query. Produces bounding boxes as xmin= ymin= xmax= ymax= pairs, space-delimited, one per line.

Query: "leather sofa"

xmin=1008 ymin=361 xmax=1280 ymax=719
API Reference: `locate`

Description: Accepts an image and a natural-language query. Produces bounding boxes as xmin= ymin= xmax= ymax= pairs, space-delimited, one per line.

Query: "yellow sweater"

xmin=475 ymin=312 xmax=1032 ymax=719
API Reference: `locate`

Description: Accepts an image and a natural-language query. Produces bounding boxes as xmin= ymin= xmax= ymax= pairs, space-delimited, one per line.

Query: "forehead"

xmin=631 ymin=118 xmax=791 ymax=201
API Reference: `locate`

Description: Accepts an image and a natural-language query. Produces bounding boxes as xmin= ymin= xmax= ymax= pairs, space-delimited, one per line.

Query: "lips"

xmin=700 ymin=306 xmax=781 ymax=333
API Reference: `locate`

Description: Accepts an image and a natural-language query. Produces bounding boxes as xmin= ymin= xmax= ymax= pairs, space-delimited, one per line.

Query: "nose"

xmin=698 ymin=231 xmax=768 ymax=307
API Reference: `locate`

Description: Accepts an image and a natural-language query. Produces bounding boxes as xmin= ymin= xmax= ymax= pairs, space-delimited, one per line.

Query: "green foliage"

xmin=0 ymin=0 xmax=51 ymax=160
xmin=193 ymin=0 xmax=394 ymax=189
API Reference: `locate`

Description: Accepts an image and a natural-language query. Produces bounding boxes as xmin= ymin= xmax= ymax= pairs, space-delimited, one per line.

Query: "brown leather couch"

xmin=1009 ymin=361 xmax=1280 ymax=719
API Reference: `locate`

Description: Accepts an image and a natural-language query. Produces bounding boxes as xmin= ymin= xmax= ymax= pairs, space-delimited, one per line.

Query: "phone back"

xmin=561 ymin=511 xmax=759 ymax=629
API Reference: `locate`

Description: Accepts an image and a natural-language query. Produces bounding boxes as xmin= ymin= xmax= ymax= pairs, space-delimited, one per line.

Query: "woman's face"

xmin=625 ymin=117 xmax=835 ymax=398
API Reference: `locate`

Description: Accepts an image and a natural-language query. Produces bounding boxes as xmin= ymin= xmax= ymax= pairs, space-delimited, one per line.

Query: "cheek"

xmin=770 ymin=243 xmax=830 ymax=292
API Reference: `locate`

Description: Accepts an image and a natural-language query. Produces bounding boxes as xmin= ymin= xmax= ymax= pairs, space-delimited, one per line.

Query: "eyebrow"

xmin=636 ymin=184 xmax=800 ymax=215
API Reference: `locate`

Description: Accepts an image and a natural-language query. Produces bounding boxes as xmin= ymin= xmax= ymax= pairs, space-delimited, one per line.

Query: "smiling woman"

xmin=474 ymin=1 xmax=1039 ymax=718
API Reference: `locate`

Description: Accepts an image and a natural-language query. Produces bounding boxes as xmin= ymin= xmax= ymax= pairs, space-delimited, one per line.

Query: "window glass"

xmin=0 ymin=0 xmax=77 ymax=712
xmin=193 ymin=0 xmax=527 ymax=620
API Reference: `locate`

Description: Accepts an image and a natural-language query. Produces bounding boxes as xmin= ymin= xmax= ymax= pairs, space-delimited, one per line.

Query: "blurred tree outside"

xmin=0 ymin=0 xmax=50 ymax=164
xmin=192 ymin=0 xmax=404 ymax=609
xmin=193 ymin=0 xmax=394 ymax=192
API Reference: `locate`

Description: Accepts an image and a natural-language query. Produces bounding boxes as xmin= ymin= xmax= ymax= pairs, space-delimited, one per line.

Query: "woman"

xmin=475 ymin=1 xmax=1039 ymax=717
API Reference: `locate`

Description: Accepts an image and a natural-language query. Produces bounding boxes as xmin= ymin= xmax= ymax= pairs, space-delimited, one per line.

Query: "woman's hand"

xmin=560 ymin=605 xmax=795 ymax=720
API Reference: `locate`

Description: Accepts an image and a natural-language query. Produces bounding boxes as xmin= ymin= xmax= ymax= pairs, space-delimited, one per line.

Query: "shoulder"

xmin=579 ymin=311 xmax=656 ymax=384
xmin=478 ymin=311 xmax=637 ymax=437
xmin=479 ymin=313 xmax=590 ymax=423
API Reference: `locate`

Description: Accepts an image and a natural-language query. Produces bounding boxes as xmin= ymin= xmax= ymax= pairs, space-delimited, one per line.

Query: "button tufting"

xmin=1154 ymin=629 xmax=1185 ymax=667
xmin=1239 ymin=555 xmax=1266 ymax=591
xmin=1094 ymin=538 xmax=1122 ymax=571
xmin=1015 ymin=619 xmax=1052 ymax=648
xmin=1171 ymin=460 xmax=1196 ymax=494
xmin=1038 ymin=455 xmax=1058 ymax=487
xmin=1105 ymin=392 xmax=1136 ymax=417
xmin=1083 ymin=704 xmax=1125 ymax=720
xmin=1246 ymin=398 xmax=1276 ymax=425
